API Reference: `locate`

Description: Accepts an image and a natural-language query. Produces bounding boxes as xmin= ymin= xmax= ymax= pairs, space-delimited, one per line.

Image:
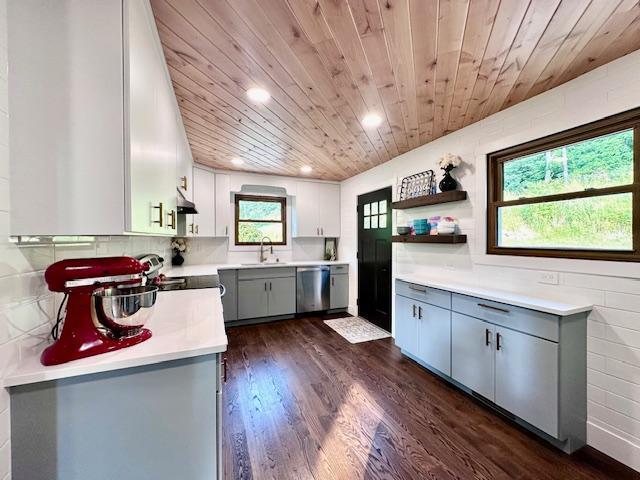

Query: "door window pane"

xmin=379 ymin=200 xmax=387 ymax=214
xmin=371 ymin=202 xmax=379 ymax=215
xmin=364 ymin=203 xmax=371 ymax=216
xmin=371 ymin=215 xmax=379 ymax=229
xmin=364 ymin=216 xmax=370 ymax=229
xmin=503 ymin=129 xmax=633 ymax=201
xmin=498 ymin=193 xmax=633 ymax=250
xmin=379 ymin=214 xmax=387 ymax=228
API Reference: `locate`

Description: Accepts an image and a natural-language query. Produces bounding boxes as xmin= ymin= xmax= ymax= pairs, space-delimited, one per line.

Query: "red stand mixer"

xmin=41 ymin=257 xmax=159 ymax=366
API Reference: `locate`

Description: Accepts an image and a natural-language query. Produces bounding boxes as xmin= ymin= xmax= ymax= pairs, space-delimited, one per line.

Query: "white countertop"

xmin=395 ymin=274 xmax=593 ymax=316
xmin=165 ymin=260 xmax=349 ymax=276
xmin=4 ymin=288 xmax=228 ymax=387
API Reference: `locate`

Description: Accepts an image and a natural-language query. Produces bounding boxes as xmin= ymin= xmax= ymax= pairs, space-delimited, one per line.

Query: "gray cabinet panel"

xmin=218 ymin=269 xmax=237 ymax=322
xmin=238 ymin=279 xmax=269 ymax=319
xmin=418 ymin=303 xmax=451 ymax=376
xmin=451 ymin=312 xmax=495 ymax=400
xmin=495 ymin=327 xmax=559 ymax=437
xmin=268 ymin=277 xmax=296 ymax=316
xmin=330 ymin=274 xmax=349 ymax=309
xmin=330 ymin=264 xmax=348 ymax=274
xmin=396 ymin=280 xmax=451 ymax=309
xmin=394 ymin=295 xmax=419 ymax=358
xmin=238 ymin=267 xmax=295 ymax=280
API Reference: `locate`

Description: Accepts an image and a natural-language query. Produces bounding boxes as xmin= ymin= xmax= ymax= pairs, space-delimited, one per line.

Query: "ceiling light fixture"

xmin=246 ymin=87 xmax=271 ymax=103
xmin=231 ymin=157 xmax=244 ymax=166
xmin=361 ymin=112 xmax=383 ymax=129
xmin=300 ymin=165 xmax=312 ymax=174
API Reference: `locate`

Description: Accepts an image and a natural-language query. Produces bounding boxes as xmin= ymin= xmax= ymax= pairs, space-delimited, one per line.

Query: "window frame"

xmin=234 ymin=194 xmax=287 ymax=246
xmin=487 ymin=107 xmax=640 ymax=262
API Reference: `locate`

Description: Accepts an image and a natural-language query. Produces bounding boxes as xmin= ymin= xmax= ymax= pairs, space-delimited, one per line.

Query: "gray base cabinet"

xmin=330 ymin=273 xmax=349 ymax=309
xmin=395 ymin=279 xmax=587 ymax=453
xmin=238 ymin=268 xmax=296 ymax=320
xmin=268 ymin=276 xmax=296 ymax=316
xmin=219 ymin=269 xmax=237 ymax=322
xmin=238 ymin=278 xmax=270 ymax=319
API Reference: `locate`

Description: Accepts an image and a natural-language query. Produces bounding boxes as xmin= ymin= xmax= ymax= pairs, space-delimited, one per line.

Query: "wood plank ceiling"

xmin=151 ymin=0 xmax=640 ymax=181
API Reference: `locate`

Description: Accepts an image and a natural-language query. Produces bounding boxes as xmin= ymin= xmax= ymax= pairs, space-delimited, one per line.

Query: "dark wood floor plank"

xmin=223 ymin=317 xmax=639 ymax=480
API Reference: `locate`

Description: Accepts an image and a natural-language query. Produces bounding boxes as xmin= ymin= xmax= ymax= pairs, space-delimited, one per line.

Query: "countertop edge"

xmin=395 ymin=275 xmax=593 ymax=316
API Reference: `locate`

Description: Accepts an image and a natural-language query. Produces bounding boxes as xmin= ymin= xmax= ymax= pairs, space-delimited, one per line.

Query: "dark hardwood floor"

xmin=222 ymin=315 xmax=638 ymax=480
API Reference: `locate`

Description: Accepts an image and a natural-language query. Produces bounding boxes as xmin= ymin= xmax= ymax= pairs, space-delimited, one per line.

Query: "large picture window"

xmin=487 ymin=108 xmax=639 ymax=262
xmin=235 ymin=194 xmax=287 ymax=246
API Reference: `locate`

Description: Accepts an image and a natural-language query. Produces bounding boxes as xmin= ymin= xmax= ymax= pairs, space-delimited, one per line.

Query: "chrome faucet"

xmin=259 ymin=236 xmax=273 ymax=263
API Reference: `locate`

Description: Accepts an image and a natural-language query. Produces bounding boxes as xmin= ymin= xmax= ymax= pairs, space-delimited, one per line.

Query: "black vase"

xmin=171 ymin=251 xmax=185 ymax=266
xmin=439 ymin=166 xmax=457 ymax=192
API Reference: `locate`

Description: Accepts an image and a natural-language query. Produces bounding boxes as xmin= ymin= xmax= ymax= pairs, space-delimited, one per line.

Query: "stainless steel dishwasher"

xmin=296 ymin=266 xmax=330 ymax=313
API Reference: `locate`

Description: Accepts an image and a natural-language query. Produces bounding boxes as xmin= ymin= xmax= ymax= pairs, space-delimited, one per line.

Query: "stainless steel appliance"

xmin=296 ymin=266 xmax=330 ymax=313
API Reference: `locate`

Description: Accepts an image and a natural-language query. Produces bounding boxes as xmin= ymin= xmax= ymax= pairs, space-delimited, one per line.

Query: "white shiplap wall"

xmin=0 ymin=2 xmax=170 ymax=477
xmin=340 ymin=50 xmax=640 ymax=471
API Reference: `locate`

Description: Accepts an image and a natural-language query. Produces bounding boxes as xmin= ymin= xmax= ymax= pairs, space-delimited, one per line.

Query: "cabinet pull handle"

xmin=195 ymin=224 xmax=199 ymax=234
xmin=180 ymin=175 xmax=188 ymax=191
xmin=222 ymin=357 xmax=228 ymax=383
xmin=412 ymin=304 xmax=416 ymax=318
xmin=269 ymin=282 xmax=272 ymax=291
xmin=331 ymin=277 xmax=334 ymax=287
xmin=189 ymin=223 xmax=195 ymax=234
xmin=168 ymin=210 xmax=176 ymax=229
xmin=485 ymin=328 xmax=491 ymax=346
xmin=264 ymin=282 xmax=267 ymax=291
xmin=478 ymin=303 xmax=510 ymax=314
xmin=418 ymin=306 xmax=422 ymax=319
xmin=225 ymin=225 xmax=228 ymax=236
xmin=409 ymin=285 xmax=427 ymax=293
xmin=496 ymin=332 xmax=502 ymax=351
xmin=321 ymin=227 xmax=324 ymax=235
xmin=152 ymin=202 xmax=164 ymax=227
xmin=317 ymin=227 xmax=319 ymax=236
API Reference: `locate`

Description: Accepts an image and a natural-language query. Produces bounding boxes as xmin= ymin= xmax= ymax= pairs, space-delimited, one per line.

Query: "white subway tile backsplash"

xmin=606 ymin=358 xmax=640 ymax=385
xmin=606 ymin=292 xmax=640 ymax=313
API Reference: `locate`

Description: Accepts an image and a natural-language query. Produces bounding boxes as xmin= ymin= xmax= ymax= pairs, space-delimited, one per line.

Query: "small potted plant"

xmin=438 ymin=153 xmax=462 ymax=192
xmin=170 ymin=237 xmax=189 ymax=266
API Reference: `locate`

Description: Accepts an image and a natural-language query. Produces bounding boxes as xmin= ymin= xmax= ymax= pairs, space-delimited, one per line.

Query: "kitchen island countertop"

xmin=164 ymin=260 xmax=349 ymax=276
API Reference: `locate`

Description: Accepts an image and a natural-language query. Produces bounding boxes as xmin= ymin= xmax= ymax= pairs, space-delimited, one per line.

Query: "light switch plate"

xmin=538 ymin=271 xmax=559 ymax=285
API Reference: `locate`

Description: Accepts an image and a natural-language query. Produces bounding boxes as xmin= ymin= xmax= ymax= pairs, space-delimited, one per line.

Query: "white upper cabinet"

xmin=191 ymin=167 xmax=216 ymax=237
xmin=8 ymin=0 xmax=187 ymax=236
xmin=215 ymin=174 xmax=232 ymax=238
xmin=176 ymin=115 xmax=193 ymax=202
xmin=293 ymin=181 xmax=340 ymax=237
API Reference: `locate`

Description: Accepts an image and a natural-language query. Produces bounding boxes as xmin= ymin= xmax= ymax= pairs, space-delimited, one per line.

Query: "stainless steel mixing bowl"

xmin=93 ymin=285 xmax=158 ymax=336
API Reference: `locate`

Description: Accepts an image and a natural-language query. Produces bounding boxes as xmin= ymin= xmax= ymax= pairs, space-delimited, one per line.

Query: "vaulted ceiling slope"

xmin=152 ymin=0 xmax=640 ymax=181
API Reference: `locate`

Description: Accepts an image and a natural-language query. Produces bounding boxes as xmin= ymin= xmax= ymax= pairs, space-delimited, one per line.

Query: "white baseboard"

xmin=587 ymin=421 xmax=640 ymax=472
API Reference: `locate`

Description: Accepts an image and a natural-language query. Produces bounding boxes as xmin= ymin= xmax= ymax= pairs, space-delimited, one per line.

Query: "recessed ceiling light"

xmin=246 ymin=87 xmax=271 ymax=103
xmin=300 ymin=165 xmax=312 ymax=174
xmin=361 ymin=112 xmax=383 ymax=129
xmin=231 ymin=157 xmax=244 ymax=166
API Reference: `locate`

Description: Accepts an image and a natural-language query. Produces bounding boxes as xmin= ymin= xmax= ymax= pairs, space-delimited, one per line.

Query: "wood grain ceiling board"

xmin=151 ymin=0 xmax=640 ymax=180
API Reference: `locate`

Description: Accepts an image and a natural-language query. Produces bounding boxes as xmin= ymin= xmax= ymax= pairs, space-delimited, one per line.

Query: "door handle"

xmin=485 ymin=328 xmax=491 ymax=346
xmin=418 ymin=306 xmax=422 ymax=319
xmin=167 ymin=210 xmax=176 ymax=229
xmin=412 ymin=304 xmax=416 ymax=318
xmin=152 ymin=202 xmax=164 ymax=227
xmin=478 ymin=303 xmax=510 ymax=314
xmin=496 ymin=332 xmax=502 ymax=351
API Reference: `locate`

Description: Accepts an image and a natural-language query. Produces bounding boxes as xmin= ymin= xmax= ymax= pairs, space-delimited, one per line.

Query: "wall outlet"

xmin=538 ymin=271 xmax=559 ymax=285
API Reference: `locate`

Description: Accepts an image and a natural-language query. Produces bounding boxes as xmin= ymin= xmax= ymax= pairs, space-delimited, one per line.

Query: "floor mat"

xmin=324 ymin=316 xmax=391 ymax=344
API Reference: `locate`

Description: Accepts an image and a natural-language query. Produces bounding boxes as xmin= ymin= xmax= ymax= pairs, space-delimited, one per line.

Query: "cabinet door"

xmin=330 ymin=274 xmax=348 ymax=309
xmin=394 ymin=295 xmax=419 ymax=358
xmin=451 ymin=312 xmax=495 ymax=401
xmin=495 ymin=327 xmax=559 ymax=437
xmin=417 ymin=302 xmax=451 ymax=376
xmin=193 ymin=167 xmax=216 ymax=237
xmin=218 ymin=270 xmax=237 ymax=322
xmin=215 ymin=174 xmax=231 ymax=237
xmin=318 ymin=183 xmax=340 ymax=237
xmin=176 ymin=124 xmax=193 ymax=201
xmin=237 ymin=279 xmax=269 ymax=319
xmin=268 ymin=277 xmax=296 ymax=317
xmin=294 ymin=181 xmax=319 ymax=237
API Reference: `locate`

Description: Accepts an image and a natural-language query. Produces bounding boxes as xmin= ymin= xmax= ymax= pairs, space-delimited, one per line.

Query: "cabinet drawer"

xmin=330 ymin=264 xmax=349 ymax=274
xmin=395 ymin=280 xmax=451 ymax=310
xmin=452 ymin=293 xmax=559 ymax=342
xmin=238 ymin=267 xmax=296 ymax=280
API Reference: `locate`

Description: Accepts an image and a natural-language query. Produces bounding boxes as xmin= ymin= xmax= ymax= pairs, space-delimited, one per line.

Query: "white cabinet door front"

xmin=495 ymin=327 xmax=559 ymax=437
xmin=215 ymin=173 xmax=231 ymax=237
xmin=451 ymin=312 xmax=495 ymax=401
xmin=294 ymin=181 xmax=319 ymax=237
xmin=318 ymin=183 xmax=340 ymax=237
xmin=418 ymin=302 xmax=451 ymax=376
xmin=193 ymin=167 xmax=215 ymax=237
xmin=394 ymin=295 xmax=419 ymax=359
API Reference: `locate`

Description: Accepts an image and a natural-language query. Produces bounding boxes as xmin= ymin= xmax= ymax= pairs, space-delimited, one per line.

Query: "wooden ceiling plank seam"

xmin=461 ymin=0 xmax=532 ymax=126
xmin=283 ymin=4 xmax=391 ymax=166
xmin=314 ymin=0 xmax=400 ymax=159
xmin=501 ymin=0 xmax=594 ymax=109
xmin=432 ymin=0 xmax=471 ymax=139
xmin=378 ymin=0 xmax=421 ymax=150
xmin=553 ymin=0 xmax=640 ymax=86
xmin=598 ymin=13 xmax=640 ymax=64
xmin=247 ymin=0 xmax=385 ymax=168
xmin=154 ymin=0 xmax=353 ymax=174
xmin=447 ymin=0 xmax=501 ymax=133
xmin=348 ymin=0 xmax=411 ymax=153
xmin=156 ymin=20 xmax=353 ymax=178
xmin=478 ymin=0 xmax=563 ymax=120
xmin=192 ymin=0 xmax=371 ymax=167
xmin=524 ymin=0 xmax=624 ymax=100
xmin=408 ymin=0 xmax=438 ymax=143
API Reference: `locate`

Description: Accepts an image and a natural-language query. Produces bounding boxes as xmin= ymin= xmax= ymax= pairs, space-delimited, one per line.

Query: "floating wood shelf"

xmin=392 ymin=190 xmax=467 ymax=209
xmin=392 ymin=234 xmax=467 ymax=244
